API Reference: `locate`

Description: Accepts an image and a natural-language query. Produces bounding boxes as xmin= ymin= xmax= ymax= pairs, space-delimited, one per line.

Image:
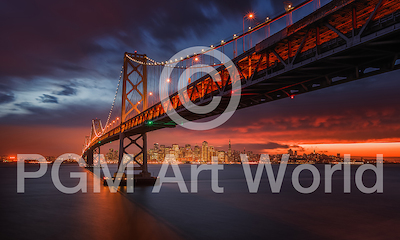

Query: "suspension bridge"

xmin=82 ymin=0 xmax=400 ymax=182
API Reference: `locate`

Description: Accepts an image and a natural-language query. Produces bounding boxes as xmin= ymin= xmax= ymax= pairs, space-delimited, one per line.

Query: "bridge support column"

xmin=118 ymin=131 xmax=125 ymax=168
xmin=117 ymin=131 xmax=154 ymax=184
xmin=87 ymin=149 xmax=94 ymax=167
xmin=142 ymin=133 xmax=148 ymax=174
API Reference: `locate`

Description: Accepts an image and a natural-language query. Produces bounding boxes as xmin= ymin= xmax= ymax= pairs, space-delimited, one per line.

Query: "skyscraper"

xmin=194 ymin=144 xmax=201 ymax=161
xmin=218 ymin=151 xmax=225 ymax=163
xmin=209 ymin=146 xmax=215 ymax=163
xmin=228 ymin=139 xmax=232 ymax=161
xmin=172 ymin=144 xmax=179 ymax=160
xmin=201 ymin=141 xmax=208 ymax=163
xmin=154 ymin=143 xmax=160 ymax=151
xmin=288 ymin=149 xmax=293 ymax=156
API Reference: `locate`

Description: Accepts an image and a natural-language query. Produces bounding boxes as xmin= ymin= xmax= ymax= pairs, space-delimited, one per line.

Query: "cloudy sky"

xmin=1 ymin=0 xmax=400 ymax=157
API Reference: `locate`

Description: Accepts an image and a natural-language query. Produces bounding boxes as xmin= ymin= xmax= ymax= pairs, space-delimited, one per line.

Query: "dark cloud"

xmin=0 ymin=84 xmax=15 ymax=104
xmin=37 ymin=94 xmax=58 ymax=103
xmin=0 ymin=92 xmax=14 ymax=104
xmin=54 ymin=85 xmax=77 ymax=96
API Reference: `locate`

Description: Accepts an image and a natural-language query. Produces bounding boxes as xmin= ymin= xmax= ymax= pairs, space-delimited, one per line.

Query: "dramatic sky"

xmin=1 ymin=0 xmax=400 ymax=158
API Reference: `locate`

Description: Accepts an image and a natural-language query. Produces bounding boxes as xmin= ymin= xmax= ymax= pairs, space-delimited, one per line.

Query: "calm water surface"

xmin=1 ymin=163 xmax=400 ymax=240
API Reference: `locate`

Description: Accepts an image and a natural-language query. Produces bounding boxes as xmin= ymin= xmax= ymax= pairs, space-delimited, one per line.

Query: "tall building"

xmin=154 ymin=143 xmax=160 ymax=151
xmin=194 ymin=144 xmax=201 ymax=161
xmin=201 ymin=141 xmax=208 ymax=163
xmin=228 ymin=139 xmax=232 ymax=161
xmin=208 ymin=146 xmax=214 ymax=162
xmin=185 ymin=144 xmax=192 ymax=160
xmin=288 ymin=149 xmax=293 ymax=156
xmin=157 ymin=145 xmax=164 ymax=161
xmin=172 ymin=144 xmax=179 ymax=160
xmin=217 ymin=151 xmax=225 ymax=163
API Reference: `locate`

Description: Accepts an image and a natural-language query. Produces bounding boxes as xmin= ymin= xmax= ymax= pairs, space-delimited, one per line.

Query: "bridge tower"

xmin=86 ymin=119 xmax=103 ymax=166
xmin=118 ymin=52 xmax=151 ymax=179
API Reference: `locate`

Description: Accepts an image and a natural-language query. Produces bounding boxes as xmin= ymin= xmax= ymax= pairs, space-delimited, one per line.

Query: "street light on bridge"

xmin=243 ymin=13 xmax=255 ymax=52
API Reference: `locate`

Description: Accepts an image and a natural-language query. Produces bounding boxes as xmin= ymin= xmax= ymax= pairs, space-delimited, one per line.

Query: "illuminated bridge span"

xmin=82 ymin=0 xmax=400 ymax=180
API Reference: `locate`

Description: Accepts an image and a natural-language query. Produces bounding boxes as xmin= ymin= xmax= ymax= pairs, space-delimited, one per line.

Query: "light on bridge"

xmin=290 ymin=95 xmax=295 ymax=99
xmin=166 ymin=78 xmax=170 ymax=83
xmin=194 ymin=57 xmax=199 ymax=62
xmin=149 ymin=92 xmax=153 ymax=96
